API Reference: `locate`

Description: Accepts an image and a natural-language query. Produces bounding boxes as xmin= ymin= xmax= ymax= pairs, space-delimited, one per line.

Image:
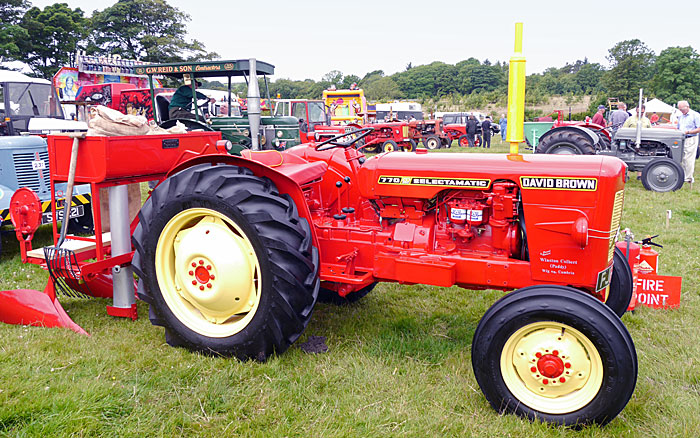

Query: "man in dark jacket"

xmin=481 ymin=116 xmax=492 ymax=148
xmin=168 ymin=80 xmax=214 ymax=120
xmin=466 ymin=115 xmax=478 ymax=147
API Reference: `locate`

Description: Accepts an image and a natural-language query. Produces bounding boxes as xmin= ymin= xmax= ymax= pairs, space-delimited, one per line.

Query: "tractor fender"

xmin=538 ymin=125 xmax=601 ymax=147
xmin=164 ymin=154 xmax=318 ymax=248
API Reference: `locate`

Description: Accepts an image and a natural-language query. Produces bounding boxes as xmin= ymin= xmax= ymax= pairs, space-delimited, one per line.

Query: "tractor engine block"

xmin=439 ymin=182 xmax=521 ymax=258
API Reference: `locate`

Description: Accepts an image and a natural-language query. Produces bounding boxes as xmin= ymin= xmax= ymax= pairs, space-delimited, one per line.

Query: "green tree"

xmin=651 ymin=46 xmax=700 ymax=106
xmin=0 ymin=0 xmax=30 ymax=61
xmin=18 ymin=3 xmax=87 ymax=78
xmin=602 ymin=39 xmax=656 ymax=103
xmin=90 ymin=0 xmax=216 ymax=63
xmin=362 ymin=76 xmax=403 ymax=101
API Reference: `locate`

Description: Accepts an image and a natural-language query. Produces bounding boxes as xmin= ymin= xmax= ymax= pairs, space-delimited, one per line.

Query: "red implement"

xmin=0 ymin=285 xmax=88 ymax=335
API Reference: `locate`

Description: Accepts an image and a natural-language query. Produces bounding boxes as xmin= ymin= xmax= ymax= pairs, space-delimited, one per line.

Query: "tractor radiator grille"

xmin=608 ymin=189 xmax=625 ymax=261
xmin=13 ymin=151 xmax=50 ymax=193
xmin=402 ymin=125 xmax=409 ymax=138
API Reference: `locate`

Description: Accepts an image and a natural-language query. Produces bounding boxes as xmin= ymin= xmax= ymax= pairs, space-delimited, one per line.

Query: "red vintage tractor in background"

xmin=409 ymin=119 xmax=453 ymax=150
xmin=2 ymin=126 xmax=636 ymax=427
xmin=348 ymin=121 xmax=417 ymax=153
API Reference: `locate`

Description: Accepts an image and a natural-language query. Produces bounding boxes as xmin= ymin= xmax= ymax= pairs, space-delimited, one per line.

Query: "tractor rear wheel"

xmin=536 ymin=130 xmax=596 ymax=155
xmin=317 ymin=283 xmax=377 ymax=305
xmin=382 ymin=140 xmax=398 ymax=152
xmin=640 ymin=158 xmax=684 ymax=192
xmin=606 ymin=247 xmax=633 ymax=317
xmin=472 ymin=285 xmax=637 ymax=426
xmin=424 ymin=135 xmax=441 ymax=150
xmin=132 ymin=164 xmax=319 ymax=361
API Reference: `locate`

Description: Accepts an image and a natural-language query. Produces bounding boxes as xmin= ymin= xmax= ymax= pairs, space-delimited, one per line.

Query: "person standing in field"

xmin=466 ymin=115 xmax=479 ymax=147
xmin=609 ymin=102 xmax=629 ymax=133
xmin=499 ymin=114 xmax=507 ymax=141
xmin=481 ymin=116 xmax=492 ymax=148
xmin=592 ymin=105 xmax=606 ymax=126
xmin=622 ymin=105 xmax=652 ymax=129
xmin=676 ymin=100 xmax=700 ymax=184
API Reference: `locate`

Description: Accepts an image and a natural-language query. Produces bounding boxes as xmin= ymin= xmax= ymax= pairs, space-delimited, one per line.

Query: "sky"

xmin=30 ymin=0 xmax=700 ymax=81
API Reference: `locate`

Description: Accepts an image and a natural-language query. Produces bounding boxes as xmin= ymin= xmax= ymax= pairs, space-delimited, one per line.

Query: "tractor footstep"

xmin=299 ymin=335 xmax=328 ymax=354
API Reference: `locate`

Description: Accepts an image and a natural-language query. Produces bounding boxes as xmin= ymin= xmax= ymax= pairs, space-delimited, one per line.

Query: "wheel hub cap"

xmin=501 ymin=322 xmax=604 ymax=414
xmin=174 ymin=216 xmax=256 ymax=323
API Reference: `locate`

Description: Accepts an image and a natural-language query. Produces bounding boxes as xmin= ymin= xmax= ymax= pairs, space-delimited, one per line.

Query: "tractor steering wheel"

xmin=315 ymin=127 xmax=375 ymax=151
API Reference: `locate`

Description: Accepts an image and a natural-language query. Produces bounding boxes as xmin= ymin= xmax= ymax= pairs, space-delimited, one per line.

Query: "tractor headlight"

xmin=277 ymin=130 xmax=283 ymax=138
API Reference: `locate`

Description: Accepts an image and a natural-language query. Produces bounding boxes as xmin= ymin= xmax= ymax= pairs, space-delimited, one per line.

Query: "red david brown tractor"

xmin=0 ymin=26 xmax=637 ymax=427
xmin=1 ymin=127 xmax=636 ymax=426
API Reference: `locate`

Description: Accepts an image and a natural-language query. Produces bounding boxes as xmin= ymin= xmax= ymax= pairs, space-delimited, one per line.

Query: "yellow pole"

xmin=506 ymin=22 xmax=526 ymax=155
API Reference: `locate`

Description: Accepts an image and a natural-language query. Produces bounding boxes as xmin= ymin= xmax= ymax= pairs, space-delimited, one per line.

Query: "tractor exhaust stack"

xmin=247 ymin=58 xmax=261 ymax=150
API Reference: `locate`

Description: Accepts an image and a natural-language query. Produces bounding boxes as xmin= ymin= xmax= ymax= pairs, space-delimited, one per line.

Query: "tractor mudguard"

xmin=163 ymin=154 xmax=319 ymax=248
xmin=538 ymin=125 xmax=602 ymax=148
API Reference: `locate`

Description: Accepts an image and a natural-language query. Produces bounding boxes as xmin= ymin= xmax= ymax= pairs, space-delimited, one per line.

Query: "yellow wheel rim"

xmin=155 ymin=208 xmax=261 ymax=337
xmin=500 ymin=321 xmax=603 ymax=414
xmin=385 ymin=144 xmax=395 ymax=152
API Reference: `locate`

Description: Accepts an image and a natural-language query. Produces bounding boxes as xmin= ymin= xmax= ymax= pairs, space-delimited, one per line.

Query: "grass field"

xmin=1 ymin=140 xmax=698 ymax=437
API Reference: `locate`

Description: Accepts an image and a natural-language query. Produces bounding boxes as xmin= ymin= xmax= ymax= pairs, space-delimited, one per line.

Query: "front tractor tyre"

xmin=382 ymin=140 xmax=398 ymax=152
xmin=132 ymin=164 xmax=319 ymax=361
xmin=472 ymin=285 xmax=637 ymax=427
xmin=401 ymin=140 xmax=417 ymax=152
xmin=423 ymin=135 xmax=441 ymax=150
xmin=640 ymin=158 xmax=684 ymax=192
xmin=536 ymin=130 xmax=596 ymax=155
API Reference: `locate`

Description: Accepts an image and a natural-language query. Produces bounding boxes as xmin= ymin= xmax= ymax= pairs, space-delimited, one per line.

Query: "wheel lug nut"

xmin=207 ymin=265 xmax=211 ymax=270
xmin=191 ymin=262 xmax=196 ymax=267
xmin=530 ymin=367 xmax=536 ymax=373
xmin=199 ymin=260 xmax=204 ymax=265
xmin=542 ymin=379 xmax=549 ymax=385
xmin=560 ymin=377 xmax=566 ymax=383
xmin=565 ymin=363 xmax=571 ymax=368
xmin=553 ymin=350 xmax=559 ymax=356
xmin=199 ymin=285 xmax=205 ymax=291
xmin=210 ymin=275 xmax=215 ymax=280
xmin=535 ymin=352 xmax=542 ymax=358
xmin=189 ymin=271 xmax=194 ymax=276
xmin=192 ymin=280 xmax=197 ymax=285
xmin=207 ymin=283 xmax=212 ymax=289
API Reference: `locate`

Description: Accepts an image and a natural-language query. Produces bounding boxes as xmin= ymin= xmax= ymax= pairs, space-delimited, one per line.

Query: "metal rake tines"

xmin=43 ymin=246 xmax=92 ymax=299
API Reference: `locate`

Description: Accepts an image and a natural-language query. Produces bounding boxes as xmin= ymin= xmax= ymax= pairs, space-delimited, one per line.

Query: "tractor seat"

xmin=241 ymin=150 xmax=327 ymax=186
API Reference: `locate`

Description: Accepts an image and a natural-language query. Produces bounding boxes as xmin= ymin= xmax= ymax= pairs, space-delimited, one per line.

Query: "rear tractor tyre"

xmin=424 ymin=135 xmax=441 ymax=150
xmin=605 ymin=247 xmax=633 ymax=317
xmin=536 ymin=130 xmax=596 ymax=155
xmin=132 ymin=164 xmax=320 ymax=361
xmin=640 ymin=158 xmax=684 ymax=192
xmin=382 ymin=140 xmax=398 ymax=153
xmin=472 ymin=285 xmax=637 ymax=426
xmin=317 ymin=283 xmax=377 ymax=305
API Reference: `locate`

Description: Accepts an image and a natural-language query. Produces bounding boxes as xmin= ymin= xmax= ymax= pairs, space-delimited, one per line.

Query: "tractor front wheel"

xmin=458 ymin=135 xmax=470 ymax=147
xmin=472 ymin=285 xmax=637 ymax=426
xmin=640 ymin=158 xmax=684 ymax=192
xmin=401 ymin=140 xmax=417 ymax=152
xmin=132 ymin=164 xmax=319 ymax=361
xmin=424 ymin=135 xmax=441 ymax=150
xmin=536 ymin=130 xmax=596 ymax=155
xmin=382 ymin=140 xmax=398 ymax=152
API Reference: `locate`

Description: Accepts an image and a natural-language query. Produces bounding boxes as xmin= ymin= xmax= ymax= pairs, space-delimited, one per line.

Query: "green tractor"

xmin=136 ymin=59 xmax=300 ymax=155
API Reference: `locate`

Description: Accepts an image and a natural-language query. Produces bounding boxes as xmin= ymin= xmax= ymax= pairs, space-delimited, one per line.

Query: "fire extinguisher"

xmin=638 ymin=235 xmax=662 ymax=274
